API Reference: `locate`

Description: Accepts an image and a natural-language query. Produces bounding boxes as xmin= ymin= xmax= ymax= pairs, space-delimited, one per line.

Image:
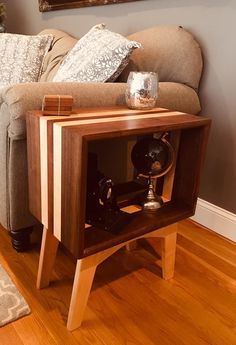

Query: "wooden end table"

xmin=26 ymin=106 xmax=210 ymax=330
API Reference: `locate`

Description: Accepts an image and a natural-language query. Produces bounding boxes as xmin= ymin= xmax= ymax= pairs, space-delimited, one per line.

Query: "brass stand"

xmin=142 ymin=175 xmax=163 ymax=212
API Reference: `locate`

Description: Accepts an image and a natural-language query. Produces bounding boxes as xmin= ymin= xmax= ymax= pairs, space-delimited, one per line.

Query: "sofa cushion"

xmin=39 ymin=29 xmax=77 ymax=82
xmin=0 ymin=33 xmax=53 ymax=87
xmin=118 ymin=25 xmax=203 ymax=92
xmin=53 ymin=24 xmax=141 ymax=83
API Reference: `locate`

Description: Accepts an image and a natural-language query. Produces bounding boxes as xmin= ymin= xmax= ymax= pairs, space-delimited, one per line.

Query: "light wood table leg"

xmin=67 ymin=259 xmax=97 ymax=331
xmin=37 ymin=226 xmax=59 ymax=289
xmin=160 ymin=231 xmax=177 ymax=280
xmin=143 ymin=223 xmax=177 ymax=280
xmin=67 ymin=245 xmax=124 ymax=331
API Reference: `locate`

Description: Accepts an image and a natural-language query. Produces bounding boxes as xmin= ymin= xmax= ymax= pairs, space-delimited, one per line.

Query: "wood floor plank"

xmin=177 ymin=234 xmax=236 ymax=281
xmin=176 ymin=249 xmax=236 ymax=323
xmin=178 ymin=219 xmax=236 ymax=263
xmin=137 ymin=252 xmax=236 ymax=345
xmin=13 ymin=316 xmax=57 ymax=345
xmin=0 ymin=221 xmax=235 ymax=345
xmin=95 ymin=270 xmax=208 ymax=345
xmin=0 ymin=324 xmax=24 ymax=345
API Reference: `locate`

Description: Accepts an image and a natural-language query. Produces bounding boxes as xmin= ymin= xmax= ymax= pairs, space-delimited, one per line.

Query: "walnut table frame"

xmin=26 ymin=106 xmax=210 ymax=330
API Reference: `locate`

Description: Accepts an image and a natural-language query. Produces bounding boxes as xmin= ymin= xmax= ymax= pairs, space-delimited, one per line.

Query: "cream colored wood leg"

xmin=67 ymin=245 xmax=125 ymax=331
xmin=160 ymin=231 xmax=177 ymax=280
xmin=37 ymin=226 xmax=59 ymax=289
xmin=67 ymin=259 xmax=96 ymax=331
xmin=143 ymin=223 xmax=177 ymax=280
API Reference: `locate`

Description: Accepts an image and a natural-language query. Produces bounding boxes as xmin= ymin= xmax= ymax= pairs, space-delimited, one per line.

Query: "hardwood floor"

xmin=0 ymin=220 xmax=235 ymax=345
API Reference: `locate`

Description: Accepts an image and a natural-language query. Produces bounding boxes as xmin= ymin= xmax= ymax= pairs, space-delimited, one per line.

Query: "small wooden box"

xmin=42 ymin=94 xmax=73 ymax=116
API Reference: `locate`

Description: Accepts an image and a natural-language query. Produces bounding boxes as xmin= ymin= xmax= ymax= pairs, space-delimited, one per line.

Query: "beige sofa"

xmin=0 ymin=25 xmax=202 ymax=251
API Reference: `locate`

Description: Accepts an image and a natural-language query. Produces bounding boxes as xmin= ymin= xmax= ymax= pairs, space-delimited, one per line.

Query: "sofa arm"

xmin=0 ymin=81 xmax=201 ymax=140
xmin=157 ymin=82 xmax=201 ymax=115
xmin=1 ymin=82 xmax=127 ymax=140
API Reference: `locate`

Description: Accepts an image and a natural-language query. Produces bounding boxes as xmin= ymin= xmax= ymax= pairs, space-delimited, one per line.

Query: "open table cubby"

xmin=27 ymin=106 xmax=211 ymax=259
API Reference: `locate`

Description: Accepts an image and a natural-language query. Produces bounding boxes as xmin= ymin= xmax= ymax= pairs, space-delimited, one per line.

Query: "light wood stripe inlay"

xmin=53 ymin=124 xmax=62 ymax=241
xmin=37 ymin=107 xmax=169 ymax=124
xmin=38 ymin=107 xmax=169 ymax=123
xmin=53 ymin=111 xmax=184 ymax=129
xmin=39 ymin=118 xmax=49 ymax=228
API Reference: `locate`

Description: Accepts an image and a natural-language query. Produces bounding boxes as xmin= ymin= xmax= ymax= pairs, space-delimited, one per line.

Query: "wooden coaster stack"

xmin=42 ymin=95 xmax=73 ymax=116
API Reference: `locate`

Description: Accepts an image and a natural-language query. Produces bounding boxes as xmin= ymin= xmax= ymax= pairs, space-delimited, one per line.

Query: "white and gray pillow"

xmin=0 ymin=33 xmax=53 ymax=87
xmin=53 ymin=24 xmax=141 ymax=83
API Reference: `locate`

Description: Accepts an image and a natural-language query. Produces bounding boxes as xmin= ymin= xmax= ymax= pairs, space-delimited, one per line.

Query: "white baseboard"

xmin=191 ymin=199 xmax=236 ymax=242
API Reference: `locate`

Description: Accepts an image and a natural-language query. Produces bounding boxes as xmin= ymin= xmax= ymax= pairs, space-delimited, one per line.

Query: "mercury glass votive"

xmin=125 ymin=71 xmax=158 ymax=110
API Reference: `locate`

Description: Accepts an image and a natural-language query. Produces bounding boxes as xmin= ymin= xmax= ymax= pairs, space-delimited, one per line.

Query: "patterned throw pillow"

xmin=0 ymin=33 xmax=53 ymax=87
xmin=53 ymin=24 xmax=141 ymax=83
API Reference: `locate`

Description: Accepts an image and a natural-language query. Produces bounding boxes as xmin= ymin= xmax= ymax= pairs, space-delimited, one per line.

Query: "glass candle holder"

xmin=125 ymin=71 xmax=158 ymax=110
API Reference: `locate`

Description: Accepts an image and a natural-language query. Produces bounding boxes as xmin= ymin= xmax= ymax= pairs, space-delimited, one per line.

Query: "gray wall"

xmin=6 ymin=0 xmax=236 ymax=214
